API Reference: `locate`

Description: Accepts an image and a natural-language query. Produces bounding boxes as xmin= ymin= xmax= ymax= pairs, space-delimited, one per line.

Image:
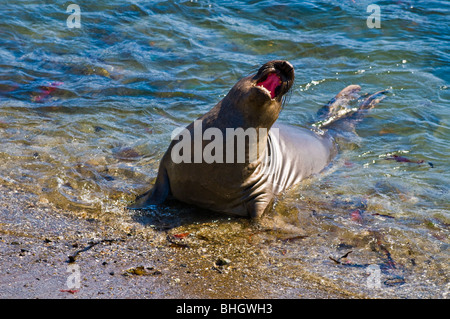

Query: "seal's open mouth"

xmin=256 ymin=73 xmax=282 ymax=99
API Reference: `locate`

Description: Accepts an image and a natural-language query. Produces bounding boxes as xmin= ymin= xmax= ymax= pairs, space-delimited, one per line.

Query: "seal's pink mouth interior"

xmin=257 ymin=73 xmax=282 ymax=99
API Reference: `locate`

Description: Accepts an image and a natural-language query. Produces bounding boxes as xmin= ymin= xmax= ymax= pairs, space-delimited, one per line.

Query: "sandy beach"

xmin=0 ymin=184 xmax=359 ymax=299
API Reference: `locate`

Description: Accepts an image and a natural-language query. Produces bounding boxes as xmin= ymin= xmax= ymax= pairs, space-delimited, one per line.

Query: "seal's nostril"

xmin=283 ymin=61 xmax=294 ymax=75
xmin=275 ymin=61 xmax=294 ymax=79
xmin=282 ymin=61 xmax=293 ymax=69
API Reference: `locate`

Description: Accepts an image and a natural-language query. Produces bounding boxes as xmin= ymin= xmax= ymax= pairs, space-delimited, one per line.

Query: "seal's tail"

xmin=313 ymin=85 xmax=387 ymax=129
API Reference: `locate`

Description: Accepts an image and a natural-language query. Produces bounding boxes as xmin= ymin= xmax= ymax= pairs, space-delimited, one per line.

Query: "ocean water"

xmin=0 ymin=0 xmax=448 ymax=297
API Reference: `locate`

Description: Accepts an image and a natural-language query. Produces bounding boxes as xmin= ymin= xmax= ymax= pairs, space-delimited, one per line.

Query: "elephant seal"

xmin=130 ymin=60 xmax=385 ymax=218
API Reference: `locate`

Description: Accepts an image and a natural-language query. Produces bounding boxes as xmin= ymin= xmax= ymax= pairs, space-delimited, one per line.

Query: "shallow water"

xmin=0 ymin=1 xmax=448 ymax=298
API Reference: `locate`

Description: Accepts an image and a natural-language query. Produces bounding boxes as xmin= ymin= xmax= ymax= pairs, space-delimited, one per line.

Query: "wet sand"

xmin=0 ymin=184 xmax=361 ymax=299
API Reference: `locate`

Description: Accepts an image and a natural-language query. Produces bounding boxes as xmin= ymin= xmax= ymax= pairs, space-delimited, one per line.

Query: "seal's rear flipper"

xmin=314 ymin=85 xmax=362 ymax=129
xmin=127 ymin=168 xmax=170 ymax=210
xmin=355 ymin=90 xmax=388 ymax=116
xmin=313 ymin=86 xmax=387 ymax=129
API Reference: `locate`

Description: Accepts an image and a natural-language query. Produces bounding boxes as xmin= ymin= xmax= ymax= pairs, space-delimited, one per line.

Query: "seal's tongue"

xmin=257 ymin=73 xmax=281 ymax=99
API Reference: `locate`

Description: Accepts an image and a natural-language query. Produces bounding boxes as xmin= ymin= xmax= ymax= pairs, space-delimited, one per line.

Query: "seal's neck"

xmin=218 ymin=96 xmax=279 ymax=131
xmin=214 ymin=98 xmax=272 ymax=166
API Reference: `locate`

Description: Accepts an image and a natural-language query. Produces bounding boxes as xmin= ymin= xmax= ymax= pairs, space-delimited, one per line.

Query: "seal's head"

xmin=223 ymin=60 xmax=295 ymax=127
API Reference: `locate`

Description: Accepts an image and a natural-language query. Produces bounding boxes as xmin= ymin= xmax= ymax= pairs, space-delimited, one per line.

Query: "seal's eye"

xmin=256 ymin=73 xmax=282 ymax=99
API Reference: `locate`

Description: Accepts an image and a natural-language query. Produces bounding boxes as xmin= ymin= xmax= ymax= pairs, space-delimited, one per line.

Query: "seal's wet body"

xmin=131 ymin=61 xmax=385 ymax=218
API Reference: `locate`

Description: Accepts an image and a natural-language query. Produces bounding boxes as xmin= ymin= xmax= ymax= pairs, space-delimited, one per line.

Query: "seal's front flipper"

xmin=128 ymin=168 xmax=170 ymax=210
xmin=246 ymin=194 xmax=274 ymax=219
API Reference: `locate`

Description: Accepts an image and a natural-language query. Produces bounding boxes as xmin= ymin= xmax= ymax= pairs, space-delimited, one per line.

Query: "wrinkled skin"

xmin=130 ymin=60 xmax=384 ymax=218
